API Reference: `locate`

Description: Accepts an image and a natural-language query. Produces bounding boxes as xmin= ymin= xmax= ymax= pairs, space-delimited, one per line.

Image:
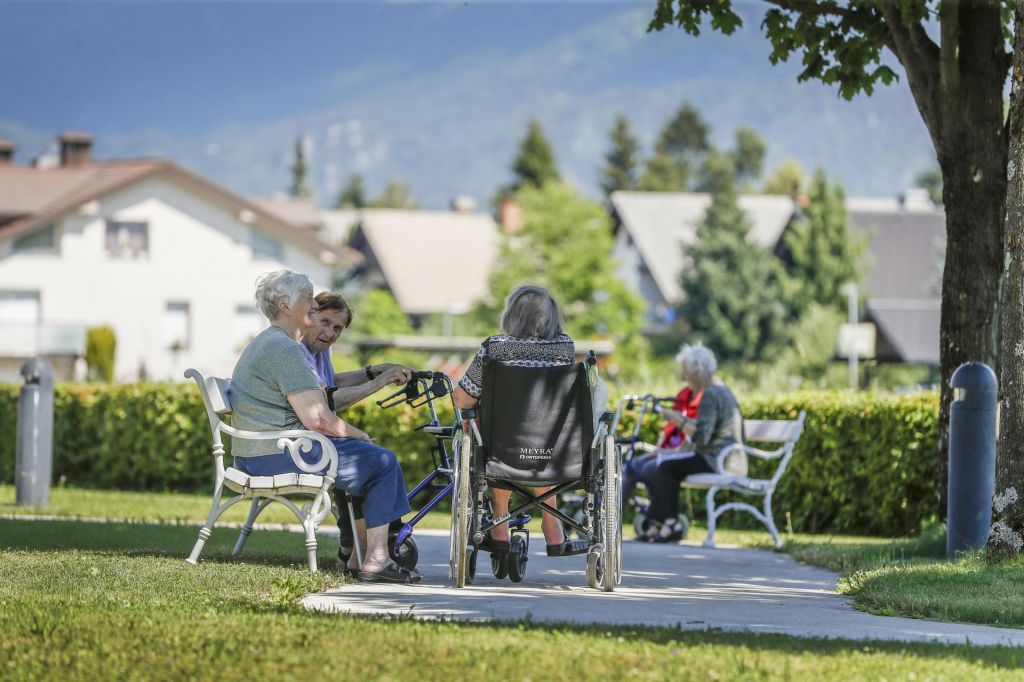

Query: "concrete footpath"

xmin=304 ymin=530 xmax=1024 ymax=646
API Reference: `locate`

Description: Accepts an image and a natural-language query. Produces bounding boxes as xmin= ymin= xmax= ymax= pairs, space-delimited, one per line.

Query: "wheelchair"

xmin=559 ymin=393 xmax=690 ymax=541
xmin=448 ymin=352 xmax=623 ymax=591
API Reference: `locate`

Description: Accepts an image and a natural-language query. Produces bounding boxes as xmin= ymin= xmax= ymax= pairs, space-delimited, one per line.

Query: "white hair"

xmin=499 ymin=284 xmax=564 ymax=339
xmin=254 ymin=269 xmax=313 ymax=321
xmin=675 ymin=343 xmax=717 ymax=384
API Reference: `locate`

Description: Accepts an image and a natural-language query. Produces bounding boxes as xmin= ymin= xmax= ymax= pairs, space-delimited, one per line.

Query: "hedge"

xmin=0 ymin=383 xmax=939 ymax=536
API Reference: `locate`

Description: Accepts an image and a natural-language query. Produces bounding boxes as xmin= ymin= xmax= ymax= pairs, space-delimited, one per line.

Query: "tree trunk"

xmin=990 ymin=4 xmax=1024 ymax=559
xmin=928 ymin=5 xmax=1007 ymax=520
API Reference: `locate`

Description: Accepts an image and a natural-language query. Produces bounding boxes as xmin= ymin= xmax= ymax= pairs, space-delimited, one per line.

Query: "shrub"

xmin=85 ymin=326 xmax=117 ymax=381
xmin=0 ymin=383 xmax=939 ymax=536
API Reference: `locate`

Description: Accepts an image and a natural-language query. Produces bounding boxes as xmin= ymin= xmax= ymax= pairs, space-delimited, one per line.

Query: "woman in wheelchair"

xmin=637 ymin=344 xmax=746 ymax=543
xmin=453 ymin=284 xmax=591 ymax=560
xmin=300 ymin=291 xmax=414 ymax=573
xmin=230 ymin=270 xmax=419 ymax=583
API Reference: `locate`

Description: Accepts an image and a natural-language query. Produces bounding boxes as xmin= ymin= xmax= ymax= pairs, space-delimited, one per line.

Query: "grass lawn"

xmin=3 ymin=518 xmax=1023 ymax=681
xmin=783 ymin=524 xmax=1024 ymax=628
xmin=5 ymin=484 xmax=1024 ymax=630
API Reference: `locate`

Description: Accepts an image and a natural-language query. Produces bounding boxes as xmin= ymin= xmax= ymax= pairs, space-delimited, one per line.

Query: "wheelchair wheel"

xmin=586 ymin=547 xmax=603 ymax=589
xmin=465 ymin=547 xmax=478 ymax=585
xmin=507 ymin=534 xmax=528 ymax=583
xmin=390 ymin=533 xmax=419 ymax=572
xmin=601 ymin=434 xmax=621 ymax=591
xmin=450 ymin=430 xmax=473 ymax=588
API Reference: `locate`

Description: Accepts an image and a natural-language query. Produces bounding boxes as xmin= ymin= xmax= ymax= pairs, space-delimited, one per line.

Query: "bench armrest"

xmin=714 ymin=442 xmax=785 ymax=471
xmin=219 ymin=424 xmax=339 ymax=479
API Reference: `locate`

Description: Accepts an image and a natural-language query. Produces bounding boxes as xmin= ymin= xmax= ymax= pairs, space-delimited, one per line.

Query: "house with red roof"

xmin=0 ymin=132 xmax=361 ymax=381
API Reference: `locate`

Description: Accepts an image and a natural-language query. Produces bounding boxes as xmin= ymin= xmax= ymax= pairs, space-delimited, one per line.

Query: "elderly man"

xmin=230 ymin=269 xmax=419 ymax=583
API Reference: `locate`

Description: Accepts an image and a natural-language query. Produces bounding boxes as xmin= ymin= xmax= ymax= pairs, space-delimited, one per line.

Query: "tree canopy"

xmin=478 ymin=181 xmax=645 ymax=346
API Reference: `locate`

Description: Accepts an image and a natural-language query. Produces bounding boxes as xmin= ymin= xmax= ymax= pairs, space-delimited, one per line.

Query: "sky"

xmin=0 ymin=1 xmax=936 ymax=207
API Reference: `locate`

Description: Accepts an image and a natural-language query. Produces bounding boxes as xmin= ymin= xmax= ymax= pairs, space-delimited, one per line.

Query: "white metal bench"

xmin=682 ymin=411 xmax=806 ymax=548
xmin=184 ymin=368 xmax=358 ymax=572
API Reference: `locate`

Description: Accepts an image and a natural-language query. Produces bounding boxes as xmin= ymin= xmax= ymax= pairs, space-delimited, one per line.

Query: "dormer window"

xmin=12 ymin=223 xmax=56 ymax=254
xmin=105 ymin=221 xmax=148 ymax=258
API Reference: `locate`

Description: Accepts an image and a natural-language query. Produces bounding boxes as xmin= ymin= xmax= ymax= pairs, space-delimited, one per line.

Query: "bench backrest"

xmin=743 ymin=411 xmax=806 ymax=485
xmin=743 ymin=418 xmax=804 ymax=444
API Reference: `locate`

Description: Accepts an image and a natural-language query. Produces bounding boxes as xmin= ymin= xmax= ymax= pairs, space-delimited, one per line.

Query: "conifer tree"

xmin=781 ymin=169 xmax=865 ymax=314
xmin=679 ymin=153 xmax=789 ymax=361
xmin=639 ymin=101 xmax=710 ymax=191
xmin=599 ymin=115 xmax=642 ymax=202
xmin=511 ymin=120 xmax=560 ymax=191
xmin=335 ymin=173 xmax=366 ymax=209
xmin=289 ymin=135 xmax=313 ymax=199
xmin=369 ymin=179 xmax=418 ymax=209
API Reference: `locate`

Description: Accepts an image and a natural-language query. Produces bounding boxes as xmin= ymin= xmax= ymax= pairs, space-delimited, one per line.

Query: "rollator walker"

xmin=448 ymin=352 xmax=623 ymax=591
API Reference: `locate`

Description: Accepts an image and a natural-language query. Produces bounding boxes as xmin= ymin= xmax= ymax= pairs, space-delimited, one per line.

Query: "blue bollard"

xmin=946 ymin=361 xmax=997 ymax=559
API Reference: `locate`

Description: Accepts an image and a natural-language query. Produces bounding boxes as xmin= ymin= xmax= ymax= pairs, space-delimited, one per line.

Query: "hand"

xmin=343 ymin=423 xmax=373 ymax=443
xmin=377 ymin=366 xmax=412 ymax=386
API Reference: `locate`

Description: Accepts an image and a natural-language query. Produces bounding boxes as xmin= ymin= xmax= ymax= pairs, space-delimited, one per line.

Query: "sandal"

xmin=337 ymin=547 xmax=360 ymax=578
xmin=546 ymin=539 xmax=589 ymax=556
xmin=358 ymin=562 xmax=421 ymax=584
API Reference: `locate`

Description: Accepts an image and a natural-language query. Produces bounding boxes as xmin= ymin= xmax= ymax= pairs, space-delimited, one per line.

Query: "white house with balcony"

xmin=0 ymin=132 xmax=361 ymax=382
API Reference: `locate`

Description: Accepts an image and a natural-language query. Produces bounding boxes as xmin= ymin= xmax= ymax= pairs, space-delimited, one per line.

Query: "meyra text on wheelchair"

xmin=449 ymin=351 xmax=623 ymax=591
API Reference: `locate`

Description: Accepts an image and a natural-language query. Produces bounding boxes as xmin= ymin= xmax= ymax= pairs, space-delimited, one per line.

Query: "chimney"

xmin=499 ymin=195 xmax=522 ymax=234
xmin=58 ymin=131 xmax=93 ymax=167
xmin=0 ymin=139 xmax=14 ymax=165
xmin=450 ymin=195 xmax=476 ymax=213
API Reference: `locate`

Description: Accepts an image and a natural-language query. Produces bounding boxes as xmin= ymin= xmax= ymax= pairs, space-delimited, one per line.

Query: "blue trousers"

xmin=234 ymin=437 xmax=411 ymax=529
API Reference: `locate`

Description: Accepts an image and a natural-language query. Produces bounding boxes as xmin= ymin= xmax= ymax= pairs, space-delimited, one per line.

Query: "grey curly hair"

xmin=254 ymin=269 xmax=314 ymax=320
xmin=499 ymin=284 xmax=564 ymax=339
xmin=675 ymin=343 xmax=717 ymax=385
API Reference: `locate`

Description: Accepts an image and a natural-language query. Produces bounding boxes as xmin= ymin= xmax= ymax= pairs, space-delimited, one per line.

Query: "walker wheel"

xmin=466 ymin=548 xmax=477 ymax=585
xmin=391 ymin=534 xmax=419 ymax=572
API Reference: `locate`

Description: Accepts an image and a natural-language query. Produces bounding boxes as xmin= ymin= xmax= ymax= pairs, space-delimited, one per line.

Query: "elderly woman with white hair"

xmin=453 ymin=284 xmax=594 ymax=561
xmin=637 ymin=343 xmax=746 ymax=543
xmin=230 ymin=269 xmax=418 ymax=583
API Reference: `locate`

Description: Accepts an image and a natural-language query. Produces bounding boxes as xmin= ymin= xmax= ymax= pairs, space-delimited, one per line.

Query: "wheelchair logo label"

xmin=520 ymin=447 xmax=554 ymax=460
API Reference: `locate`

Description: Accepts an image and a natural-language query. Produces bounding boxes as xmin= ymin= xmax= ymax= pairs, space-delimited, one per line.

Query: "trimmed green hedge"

xmin=0 ymin=384 xmax=939 ymax=536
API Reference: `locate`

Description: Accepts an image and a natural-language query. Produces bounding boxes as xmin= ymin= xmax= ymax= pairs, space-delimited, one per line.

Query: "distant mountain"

xmin=0 ymin=4 xmax=934 ymax=209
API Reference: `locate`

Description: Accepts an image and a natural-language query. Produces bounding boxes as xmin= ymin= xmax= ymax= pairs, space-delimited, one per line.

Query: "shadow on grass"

xmin=2 ymin=518 xmax=1022 ymax=669
xmin=0 ymin=517 xmax=341 ymax=570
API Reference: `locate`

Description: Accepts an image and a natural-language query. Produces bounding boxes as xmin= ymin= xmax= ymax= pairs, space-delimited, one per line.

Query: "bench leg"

xmin=762 ymin=491 xmax=782 ymax=549
xmin=233 ymin=497 xmax=272 ymax=557
xmin=302 ymin=502 xmax=319 ymax=573
xmin=187 ymin=487 xmax=244 ymax=565
xmin=702 ymin=487 xmax=720 ymax=548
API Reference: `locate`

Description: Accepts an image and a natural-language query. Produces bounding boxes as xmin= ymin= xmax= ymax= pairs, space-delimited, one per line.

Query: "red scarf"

xmin=661 ymin=387 xmax=702 ymax=448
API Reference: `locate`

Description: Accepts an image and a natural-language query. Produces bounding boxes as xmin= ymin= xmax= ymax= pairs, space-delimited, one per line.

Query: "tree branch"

xmin=878 ymin=1 xmax=943 ymax=149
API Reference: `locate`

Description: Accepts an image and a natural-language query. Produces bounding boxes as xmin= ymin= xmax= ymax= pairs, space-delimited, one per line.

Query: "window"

xmin=12 ymin=223 xmax=56 ymax=253
xmin=0 ymin=291 xmax=40 ymax=323
xmin=105 ymin=221 xmax=149 ymax=258
xmin=232 ymin=305 xmax=264 ymax=351
xmin=162 ymin=302 xmax=190 ymax=351
xmin=251 ymin=229 xmax=283 ymax=261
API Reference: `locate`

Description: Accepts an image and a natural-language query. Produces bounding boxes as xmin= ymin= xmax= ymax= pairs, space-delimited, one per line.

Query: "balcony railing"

xmin=0 ymin=323 xmax=87 ymax=357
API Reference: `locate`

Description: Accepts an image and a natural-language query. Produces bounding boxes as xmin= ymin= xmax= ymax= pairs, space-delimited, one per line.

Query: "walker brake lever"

xmin=376 ymin=380 xmax=419 ymax=409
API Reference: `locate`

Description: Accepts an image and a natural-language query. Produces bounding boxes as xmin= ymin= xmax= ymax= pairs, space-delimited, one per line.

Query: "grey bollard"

xmin=15 ymin=356 xmax=54 ymax=507
xmin=946 ymin=361 xmax=997 ymax=559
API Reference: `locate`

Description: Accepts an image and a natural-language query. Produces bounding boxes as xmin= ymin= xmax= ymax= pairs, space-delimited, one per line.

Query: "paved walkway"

xmin=305 ymin=530 xmax=1024 ymax=646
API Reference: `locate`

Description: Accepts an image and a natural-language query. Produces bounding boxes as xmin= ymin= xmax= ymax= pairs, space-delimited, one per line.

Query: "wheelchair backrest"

xmin=479 ymin=360 xmax=594 ymax=484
